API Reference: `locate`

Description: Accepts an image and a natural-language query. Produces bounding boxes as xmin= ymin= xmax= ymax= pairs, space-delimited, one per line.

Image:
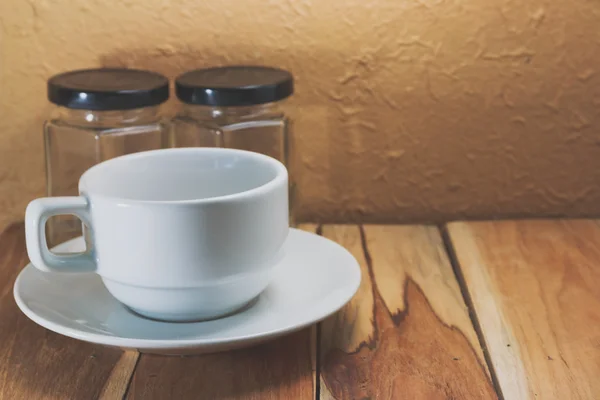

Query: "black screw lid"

xmin=175 ymin=66 xmax=294 ymax=107
xmin=47 ymin=68 xmax=170 ymax=110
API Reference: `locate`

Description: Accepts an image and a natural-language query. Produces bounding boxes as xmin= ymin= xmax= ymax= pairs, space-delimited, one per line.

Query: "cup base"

xmin=126 ymin=296 xmax=259 ymax=323
xmin=101 ymin=262 xmax=276 ymax=324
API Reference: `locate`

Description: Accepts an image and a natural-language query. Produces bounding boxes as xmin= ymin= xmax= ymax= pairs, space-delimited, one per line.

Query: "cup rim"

xmin=78 ymin=147 xmax=288 ymax=205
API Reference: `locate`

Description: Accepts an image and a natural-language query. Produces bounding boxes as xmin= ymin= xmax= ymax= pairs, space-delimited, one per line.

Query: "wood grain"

xmin=447 ymin=220 xmax=600 ymax=399
xmin=0 ymin=223 xmax=133 ymax=400
xmin=319 ymin=225 xmax=496 ymax=399
xmin=126 ymin=224 xmax=318 ymax=400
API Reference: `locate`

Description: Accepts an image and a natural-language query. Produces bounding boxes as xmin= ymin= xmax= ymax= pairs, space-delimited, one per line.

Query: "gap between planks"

xmin=306 ymin=223 xmax=322 ymax=400
xmin=440 ymin=224 xmax=505 ymax=400
xmin=99 ymin=351 xmax=140 ymax=400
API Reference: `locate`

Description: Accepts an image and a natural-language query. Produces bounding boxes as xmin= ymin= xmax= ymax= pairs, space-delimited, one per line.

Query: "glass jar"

xmin=44 ymin=68 xmax=170 ymax=247
xmin=172 ymin=66 xmax=296 ymax=224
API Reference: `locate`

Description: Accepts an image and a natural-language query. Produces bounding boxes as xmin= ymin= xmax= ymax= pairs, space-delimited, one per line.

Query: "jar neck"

xmin=182 ymin=102 xmax=281 ymax=121
xmin=53 ymin=106 xmax=161 ymax=127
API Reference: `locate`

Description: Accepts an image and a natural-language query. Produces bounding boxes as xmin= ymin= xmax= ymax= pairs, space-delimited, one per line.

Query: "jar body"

xmin=172 ymin=104 xmax=295 ymax=225
xmin=44 ymin=107 xmax=169 ymax=246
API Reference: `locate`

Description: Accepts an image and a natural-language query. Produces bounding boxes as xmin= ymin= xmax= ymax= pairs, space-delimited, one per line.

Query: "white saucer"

xmin=14 ymin=228 xmax=361 ymax=355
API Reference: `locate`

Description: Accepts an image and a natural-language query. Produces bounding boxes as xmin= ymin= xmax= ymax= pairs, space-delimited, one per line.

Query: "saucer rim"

xmin=13 ymin=228 xmax=361 ymax=351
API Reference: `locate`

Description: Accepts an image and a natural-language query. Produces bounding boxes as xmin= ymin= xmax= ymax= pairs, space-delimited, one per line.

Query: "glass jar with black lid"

xmin=172 ymin=65 xmax=296 ymax=224
xmin=44 ymin=68 xmax=170 ymax=246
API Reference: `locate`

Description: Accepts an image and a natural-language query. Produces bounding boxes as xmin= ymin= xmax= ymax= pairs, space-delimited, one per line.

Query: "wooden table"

xmin=1 ymin=220 xmax=598 ymax=399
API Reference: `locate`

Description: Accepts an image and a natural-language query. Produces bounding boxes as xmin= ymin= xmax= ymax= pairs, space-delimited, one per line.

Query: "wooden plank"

xmin=126 ymin=224 xmax=318 ymax=400
xmin=319 ymin=225 xmax=496 ymax=399
xmin=447 ymin=220 xmax=600 ymax=399
xmin=0 ymin=223 xmax=134 ymax=400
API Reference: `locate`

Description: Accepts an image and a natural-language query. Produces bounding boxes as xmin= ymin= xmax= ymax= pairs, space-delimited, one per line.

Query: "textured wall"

xmin=1 ymin=0 xmax=600 ymax=228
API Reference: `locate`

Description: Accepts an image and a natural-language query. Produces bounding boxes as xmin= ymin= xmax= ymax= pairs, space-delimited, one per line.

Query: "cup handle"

xmin=25 ymin=196 xmax=97 ymax=273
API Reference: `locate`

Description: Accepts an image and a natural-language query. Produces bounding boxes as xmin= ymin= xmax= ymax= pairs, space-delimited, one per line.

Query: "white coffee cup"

xmin=25 ymin=148 xmax=289 ymax=322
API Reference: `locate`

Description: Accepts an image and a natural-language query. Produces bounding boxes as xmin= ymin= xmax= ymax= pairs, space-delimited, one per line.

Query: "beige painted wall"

xmin=1 ymin=0 xmax=600 ymax=229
